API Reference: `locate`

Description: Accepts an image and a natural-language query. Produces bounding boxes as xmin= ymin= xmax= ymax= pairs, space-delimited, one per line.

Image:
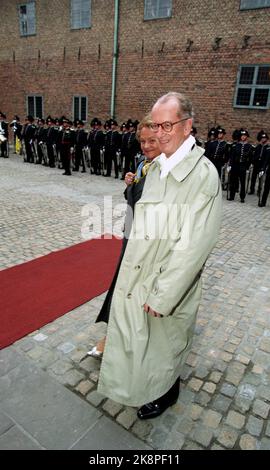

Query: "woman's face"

xmin=140 ymin=127 xmax=161 ymax=160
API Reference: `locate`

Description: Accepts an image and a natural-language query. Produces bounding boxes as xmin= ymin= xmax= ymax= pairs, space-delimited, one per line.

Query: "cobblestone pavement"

xmin=1 ymin=155 xmax=270 ymax=450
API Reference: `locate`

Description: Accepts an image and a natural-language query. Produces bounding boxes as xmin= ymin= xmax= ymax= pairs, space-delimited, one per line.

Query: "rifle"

xmin=257 ymin=171 xmax=265 ymax=206
xmin=226 ymin=165 xmax=231 ymax=200
xmin=100 ymin=147 xmax=105 ymax=175
xmin=245 ymin=166 xmax=252 ymax=197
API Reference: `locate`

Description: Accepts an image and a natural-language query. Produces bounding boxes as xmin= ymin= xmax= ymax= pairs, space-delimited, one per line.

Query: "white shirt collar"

xmin=158 ymin=135 xmax=195 ymax=179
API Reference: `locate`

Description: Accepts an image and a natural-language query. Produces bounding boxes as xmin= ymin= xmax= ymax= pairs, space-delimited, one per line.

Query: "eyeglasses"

xmin=150 ymin=117 xmax=189 ymax=133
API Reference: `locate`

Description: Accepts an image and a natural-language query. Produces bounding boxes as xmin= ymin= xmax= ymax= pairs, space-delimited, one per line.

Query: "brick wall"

xmin=0 ymin=0 xmax=269 ymax=142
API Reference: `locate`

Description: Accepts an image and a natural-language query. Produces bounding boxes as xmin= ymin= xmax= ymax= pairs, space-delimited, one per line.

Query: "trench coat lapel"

xmin=138 ymin=145 xmax=205 ymax=204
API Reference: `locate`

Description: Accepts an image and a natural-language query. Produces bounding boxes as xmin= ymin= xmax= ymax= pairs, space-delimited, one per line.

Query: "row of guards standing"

xmin=1 ymin=112 xmax=270 ymax=207
xmin=195 ymin=126 xmax=270 ymax=207
xmin=6 ymin=114 xmax=141 ymax=179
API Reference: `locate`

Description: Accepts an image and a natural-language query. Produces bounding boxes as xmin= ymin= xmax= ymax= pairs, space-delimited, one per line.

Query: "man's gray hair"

xmin=154 ymin=92 xmax=194 ymax=120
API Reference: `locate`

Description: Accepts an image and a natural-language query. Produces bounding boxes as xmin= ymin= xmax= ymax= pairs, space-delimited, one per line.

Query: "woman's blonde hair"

xmin=136 ymin=114 xmax=153 ymax=140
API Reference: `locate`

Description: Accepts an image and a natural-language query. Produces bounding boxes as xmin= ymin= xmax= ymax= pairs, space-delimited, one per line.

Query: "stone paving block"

xmin=202 ymin=382 xmax=216 ymax=394
xmin=132 ymin=420 xmax=153 ymax=440
xmin=86 ymin=390 xmax=105 ymax=407
xmin=220 ymin=382 xmax=237 ymax=398
xmin=225 ymin=410 xmax=246 ymax=429
xmin=116 ymin=407 xmax=137 ymax=430
xmin=59 ymin=369 xmax=85 ymax=387
xmin=260 ymin=438 xmax=270 ymax=450
xmin=202 ymin=410 xmax=222 ymax=429
xmin=187 ymin=378 xmax=203 ymax=391
xmin=239 ymin=434 xmax=259 ymax=450
xmin=209 ymin=371 xmax=222 ymax=383
xmin=48 ymin=359 xmax=73 ymax=376
xmin=102 ymin=399 xmax=123 ymax=418
xmin=191 ymin=424 xmax=214 ymax=448
xmin=212 ymin=395 xmax=231 ymax=413
xmin=217 ymin=426 xmax=238 ymax=449
xmin=190 ymin=404 xmax=203 ymax=421
xmin=246 ymin=415 xmax=263 ymax=437
xmin=75 ymin=380 xmax=95 ymax=396
xmin=252 ymin=399 xmax=270 ymax=419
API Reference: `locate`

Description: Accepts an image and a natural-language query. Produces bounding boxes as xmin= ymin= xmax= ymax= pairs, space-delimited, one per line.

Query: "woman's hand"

xmin=125 ymin=172 xmax=135 ymax=186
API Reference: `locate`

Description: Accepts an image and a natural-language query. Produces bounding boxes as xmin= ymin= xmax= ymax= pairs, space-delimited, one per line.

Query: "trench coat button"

xmin=159 ymin=266 xmax=164 ymax=273
xmin=134 ymin=265 xmax=141 ymax=270
xmin=145 ymin=235 xmax=150 ymax=240
xmin=127 ymin=293 xmax=132 ymax=299
xmin=153 ymin=286 xmax=158 ymax=295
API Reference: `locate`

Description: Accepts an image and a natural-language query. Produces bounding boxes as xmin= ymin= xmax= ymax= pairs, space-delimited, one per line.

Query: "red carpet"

xmin=0 ymin=236 xmax=122 ymax=349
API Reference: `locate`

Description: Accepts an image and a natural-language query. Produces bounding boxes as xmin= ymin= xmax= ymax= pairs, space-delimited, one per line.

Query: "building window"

xmin=240 ymin=0 xmax=270 ymax=9
xmin=19 ymin=2 xmax=36 ymax=36
xmin=73 ymin=96 xmax=87 ymax=121
xmin=234 ymin=65 xmax=270 ymax=109
xmin=71 ymin=0 xmax=91 ymax=29
xmin=144 ymin=0 xmax=172 ymax=20
xmin=27 ymin=95 xmax=43 ymax=118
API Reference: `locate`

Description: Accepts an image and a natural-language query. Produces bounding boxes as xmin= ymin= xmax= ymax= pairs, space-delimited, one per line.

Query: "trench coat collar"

xmin=138 ymin=144 xmax=205 ymax=204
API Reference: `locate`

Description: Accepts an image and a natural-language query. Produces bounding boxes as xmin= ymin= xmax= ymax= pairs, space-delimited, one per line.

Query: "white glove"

xmin=70 ymin=147 xmax=74 ymax=152
xmin=227 ymin=166 xmax=231 ymax=173
xmin=39 ymin=141 xmax=43 ymax=145
xmin=259 ymin=171 xmax=264 ymax=178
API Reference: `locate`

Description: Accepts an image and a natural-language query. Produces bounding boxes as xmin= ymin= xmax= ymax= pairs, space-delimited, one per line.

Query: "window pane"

xmin=236 ymin=88 xmax=252 ymax=106
xmin=257 ymin=66 xmax=270 ymax=85
xmin=71 ymin=0 xmax=90 ymax=29
xmin=144 ymin=0 xmax=172 ymax=19
xmin=74 ymin=97 xmax=80 ymax=120
xmin=28 ymin=96 xmax=35 ymax=116
xmin=240 ymin=0 xmax=270 ymax=10
xmin=35 ymin=97 xmax=43 ymax=118
xmin=26 ymin=2 xmax=36 ymax=35
xmin=81 ymin=97 xmax=87 ymax=121
xmin=253 ymin=88 xmax=269 ymax=107
xmin=239 ymin=66 xmax=255 ymax=84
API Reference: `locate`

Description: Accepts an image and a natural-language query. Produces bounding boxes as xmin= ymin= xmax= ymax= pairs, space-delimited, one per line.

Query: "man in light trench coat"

xmin=97 ymin=92 xmax=222 ymax=419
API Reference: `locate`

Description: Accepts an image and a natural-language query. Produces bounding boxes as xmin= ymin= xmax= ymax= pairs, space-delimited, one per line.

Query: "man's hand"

xmin=144 ymin=303 xmax=162 ymax=318
xmin=259 ymin=171 xmax=264 ymax=178
xmin=227 ymin=165 xmax=231 ymax=173
xmin=125 ymin=172 xmax=135 ymax=186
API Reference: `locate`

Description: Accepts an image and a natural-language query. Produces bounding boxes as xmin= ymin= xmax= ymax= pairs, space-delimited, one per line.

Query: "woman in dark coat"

xmin=88 ymin=116 xmax=161 ymax=357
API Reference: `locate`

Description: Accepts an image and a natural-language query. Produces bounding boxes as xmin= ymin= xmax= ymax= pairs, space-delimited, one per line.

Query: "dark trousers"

xmin=230 ymin=165 xmax=246 ymax=200
xmin=25 ymin=140 xmax=34 ymax=162
xmin=106 ymin=149 xmax=118 ymax=177
xmin=61 ymin=145 xmax=71 ymax=174
xmin=250 ymin=164 xmax=260 ymax=193
xmin=0 ymin=141 xmax=8 ymax=157
xmin=261 ymin=172 xmax=270 ymax=206
xmin=74 ymin=147 xmax=85 ymax=171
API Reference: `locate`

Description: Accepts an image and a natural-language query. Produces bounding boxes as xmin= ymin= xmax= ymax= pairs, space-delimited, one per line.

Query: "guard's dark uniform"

xmin=34 ymin=119 xmax=46 ymax=164
xmin=259 ymin=143 xmax=270 ymax=207
xmin=22 ymin=116 xmax=36 ymax=163
xmin=74 ymin=122 xmax=87 ymax=172
xmin=60 ymin=119 xmax=75 ymax=175
xmin=249 ymin=131 xmax=269 ymax=195
xmin=0 ymin=113 xmax=9 ymax=158
xmin=228 ymin=130 xmax=253 ymax=202
xmin=104 ymin=119 xmax=121 ymax=178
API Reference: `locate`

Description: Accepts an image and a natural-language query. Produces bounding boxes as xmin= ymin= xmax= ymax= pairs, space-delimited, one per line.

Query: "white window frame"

xmin=27 ymin=95 xmax=43 ymax=118
xmin=18 ymin=2 xmax=36 ymax=37
xmin=70 ymin=0 xmax=91 ymax=30
xmin=240 ymin=0 xmax=270 ymax=10
xmin=144 ymin=0 xmax=172 ymax=20
xmin=73 ymin=96 xmax=88 ymax=122
xmin=233 ymin=64 xmax=270 ymax=109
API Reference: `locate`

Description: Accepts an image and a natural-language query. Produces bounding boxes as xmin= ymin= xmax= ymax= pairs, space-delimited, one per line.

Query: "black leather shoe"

xmin=258 ymin=202 xmax=266 ymax=207
xmin=248 ymin=191 xmax=254 ymax=195
xmin=240 ymin=199 xmax=245 ymax=203
xmin=137 ymin=378 xmax=180 ymax=420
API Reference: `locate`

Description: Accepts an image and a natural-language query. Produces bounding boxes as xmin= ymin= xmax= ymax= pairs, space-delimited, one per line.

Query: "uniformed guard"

xmin=123 ymin=120 xmax=140 ymax=176
xmin=22 ymin=115 xmax=36 ymax=163
xmin=104 ymin=119 xmax=121 ymax=178
xmin=34 ymin=118 xmax=46 ymax=164
xmin=228 ymin=129 xmax=254 ymax=203
xmin=249 ymin=130 xmax=269 ymax=195
xmin=73 ymin=120 xmax=87 ymax=172
xmin=204 ymin=126 xmax=229 ymax=178
xmin=0 ymin=112 xmax=9 ymax=158
xmin=191 ymin=126 xmax=203 ymax=147
xmin=60 ymin=118 xmax=75 ymax=175
xmin=258 ymin=135 xmax=270 ymax=207
xmin=204 ymin=127 xmax=217 ymax=157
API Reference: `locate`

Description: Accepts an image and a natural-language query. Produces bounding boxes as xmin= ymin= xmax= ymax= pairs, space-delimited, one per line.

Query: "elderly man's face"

xmin=151 ymin=100 xmax=192 ymax=157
